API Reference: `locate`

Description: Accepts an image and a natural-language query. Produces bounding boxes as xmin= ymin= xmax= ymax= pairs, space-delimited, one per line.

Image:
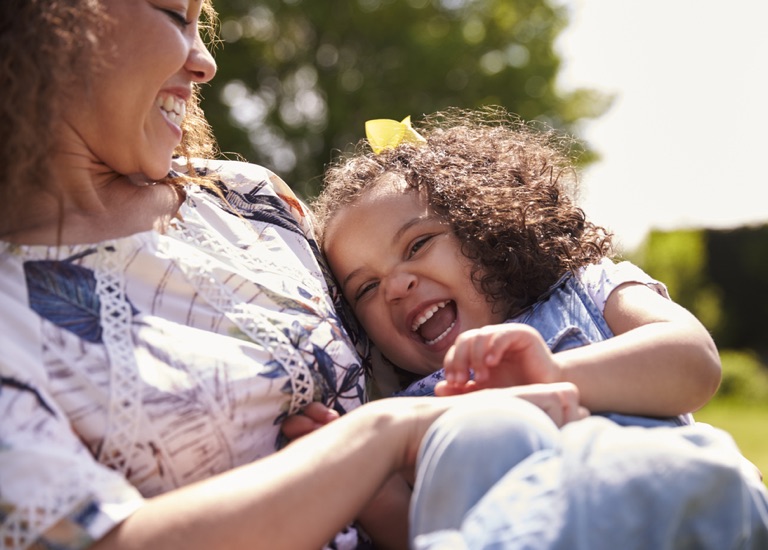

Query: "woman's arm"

xmin=282 ymin=402 xmax=411 ymax=549
xmin=94 ymin=385 xmax=584 ymax=550
xmin=94 ymin=398 xmax=425 ymax=550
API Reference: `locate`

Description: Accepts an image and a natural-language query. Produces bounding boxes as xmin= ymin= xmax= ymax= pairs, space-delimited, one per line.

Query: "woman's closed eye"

xmin=161 ymin=8 xmax=192 ymax=28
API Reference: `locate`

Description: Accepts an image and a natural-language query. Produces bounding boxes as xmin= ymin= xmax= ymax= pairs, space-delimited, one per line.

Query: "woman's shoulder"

xmin=181 ymin=158 xmax=315 ymax=235
xmin=181 ymin=158 xmax=287 ymax=193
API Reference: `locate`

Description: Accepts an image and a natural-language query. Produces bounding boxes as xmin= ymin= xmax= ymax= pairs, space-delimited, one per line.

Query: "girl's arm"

xmin=440 ymin=282 xmax=720 ymax=417
xmin=559 ymin=281 xmax=721 ymax=416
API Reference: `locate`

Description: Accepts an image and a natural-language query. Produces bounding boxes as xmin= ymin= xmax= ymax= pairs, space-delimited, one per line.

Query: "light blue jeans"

xmin=410 ymin=397 xmax=768 ymax=549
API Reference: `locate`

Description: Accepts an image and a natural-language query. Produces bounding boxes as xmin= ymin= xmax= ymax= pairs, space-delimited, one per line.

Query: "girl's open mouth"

xmin=412 ymin=300 xmax=458 ymax=346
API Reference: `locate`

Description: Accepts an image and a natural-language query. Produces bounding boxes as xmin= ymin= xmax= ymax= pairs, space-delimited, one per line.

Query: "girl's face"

xmin=60 ymin=0 xmax=216 ymax=180
xmin=324 ymin=176 xmax=505 ymax=375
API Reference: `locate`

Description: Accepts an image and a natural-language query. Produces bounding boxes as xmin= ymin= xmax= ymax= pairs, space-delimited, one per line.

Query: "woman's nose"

xmin=382 ymin=272 xmax=418 ymax=302
xmin=187 ymin=33 xmax=217 ymax=83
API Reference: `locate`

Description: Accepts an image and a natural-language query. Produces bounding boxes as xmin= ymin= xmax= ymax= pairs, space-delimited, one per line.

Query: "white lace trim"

xmin=95 ymin=243 xmax=142 ymax=475
xmin=184 ymin=192 xmax=326 ymax=298
xmin=1 ymin=487 xmax=87 ymax=548
xmin=167 ymin=209 xmax=315 ymax=415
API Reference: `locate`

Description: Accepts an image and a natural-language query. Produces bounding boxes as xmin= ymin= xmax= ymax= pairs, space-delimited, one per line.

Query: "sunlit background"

xmin=556 ymin=0 xmax=768 ymax=252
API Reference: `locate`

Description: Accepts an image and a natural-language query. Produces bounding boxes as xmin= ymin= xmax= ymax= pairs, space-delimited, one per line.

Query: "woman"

xmin=1 ymin=1 xmax=765 ymax=549
xmin=0 ymin=1 xmax=586 ymax=548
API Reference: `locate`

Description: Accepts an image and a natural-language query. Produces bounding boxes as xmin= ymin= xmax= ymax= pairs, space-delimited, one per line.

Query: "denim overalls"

xmin=396 ymin=272 xmax=693 ymax=428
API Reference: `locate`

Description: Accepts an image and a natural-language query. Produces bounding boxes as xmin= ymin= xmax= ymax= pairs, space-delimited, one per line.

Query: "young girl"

xmin=313 ymin=107 xmax=722 ymax=425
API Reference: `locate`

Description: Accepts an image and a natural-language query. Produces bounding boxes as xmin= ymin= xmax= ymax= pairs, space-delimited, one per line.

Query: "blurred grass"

xmin=694 ymin=400 xmax=768 ymax=486
xmin=689 ymin=349 xmax=768 ymax=485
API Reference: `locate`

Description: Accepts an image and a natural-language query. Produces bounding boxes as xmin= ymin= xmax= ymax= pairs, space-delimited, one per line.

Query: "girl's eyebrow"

xmin=341 ymin=268 xmax=363 ymax=296
xmin=391 ymin=215 xmax=431 ymax=245
xmin=341 ymin=215 xmax=430 ymax=295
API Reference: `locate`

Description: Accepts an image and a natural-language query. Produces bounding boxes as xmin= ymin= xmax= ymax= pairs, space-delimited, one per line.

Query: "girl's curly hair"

xmin=314 ymin=106 xmax=614 ymax=318
xmin=0 ymin=0 xmax=218 ymax=234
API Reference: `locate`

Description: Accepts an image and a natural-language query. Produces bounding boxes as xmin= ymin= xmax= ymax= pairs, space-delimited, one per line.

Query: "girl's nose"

xmin=187 ymin=33 xmax=217 ymax=83
xmin=383 ymin=272 xmax=417 ymax=302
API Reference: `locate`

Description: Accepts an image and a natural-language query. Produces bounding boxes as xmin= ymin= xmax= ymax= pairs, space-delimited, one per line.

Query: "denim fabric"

xmin=411 ymin=407 xmax=768 ymax=549
xmin=410 ymin=397 xmax=560 ymax=539
xmin=396 ymin=273 xmax=690 ymax=427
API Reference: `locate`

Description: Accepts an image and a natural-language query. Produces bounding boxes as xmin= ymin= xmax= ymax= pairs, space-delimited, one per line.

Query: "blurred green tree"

xmin=200 ymin=0 xmax=611 ymax=197
xmin=631 ymin=229 xmax=723 ymax=334
xmin=706 ymin=225 xmax=768 ymax=354
xmin=630 ymin=224 xmax=768 ymax=359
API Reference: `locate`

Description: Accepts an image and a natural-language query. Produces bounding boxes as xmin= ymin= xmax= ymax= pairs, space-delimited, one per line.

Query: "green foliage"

xmin=631 ymin=224 xmax=768 ymax=354
xmin=715 ymin=349 xmax=768 ymax=404
xmin=706 ymin=225 xmax=768 ymax=351
xmin=630 ymin=228 xmax=723 ymax=332
xmin=201 ymin=0 xmax=611 ymax=197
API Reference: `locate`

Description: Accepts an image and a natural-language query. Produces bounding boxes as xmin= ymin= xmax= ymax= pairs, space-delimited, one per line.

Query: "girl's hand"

xmin=281 ymin=402 xmax=340 ymax=442
xmin=438 ymin=323 xmax=560 ymax=394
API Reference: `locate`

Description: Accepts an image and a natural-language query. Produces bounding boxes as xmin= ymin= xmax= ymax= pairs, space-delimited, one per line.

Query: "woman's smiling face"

xmin=60 ymin=0 xmax=216 ymax=180
xmin=323 ymin=175 xmax=505 ymax=375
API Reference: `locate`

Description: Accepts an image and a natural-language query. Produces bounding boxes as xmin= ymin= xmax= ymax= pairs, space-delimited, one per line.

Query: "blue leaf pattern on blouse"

xmin=23 ymin=252 xmax=139 ymax=344
xmin=312 ymin=343 xmax=338 ymax=399
xmin=206 ymin=180 xmax=304 ymax=236
xmin=261 ymin=359 xmax=288 ymax=379
xmin=24 ymin=257 xmax=104 ymax=343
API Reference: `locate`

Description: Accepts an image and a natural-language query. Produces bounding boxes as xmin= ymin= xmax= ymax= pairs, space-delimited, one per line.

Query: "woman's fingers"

xmin=508 ymin=382 xmax=588 ymax=427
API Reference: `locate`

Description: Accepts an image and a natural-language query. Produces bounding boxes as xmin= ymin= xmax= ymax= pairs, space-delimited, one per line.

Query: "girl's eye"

xmin=162 ymin=8 xmax=192 ymax=28
xmin=355 ymin=281 xmax=379 ymax=303
xmin=408 ymin=235 xmax=434 ymax=258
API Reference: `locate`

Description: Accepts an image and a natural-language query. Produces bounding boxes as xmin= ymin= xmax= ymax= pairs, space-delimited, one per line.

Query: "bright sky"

xmin=555 ymin=0 xmax=768 ymax=252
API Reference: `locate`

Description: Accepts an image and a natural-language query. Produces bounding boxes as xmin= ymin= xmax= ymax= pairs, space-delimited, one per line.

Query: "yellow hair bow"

xmin=365 ymin=116 xmax=426 ymax=154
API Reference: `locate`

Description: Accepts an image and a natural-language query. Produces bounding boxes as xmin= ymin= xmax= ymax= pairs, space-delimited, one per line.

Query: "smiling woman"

xmin=2 ymin=1 xmax=768 ymax=549
xmin=0 ymin=0 xmax=218 ymax=244
xmin=0 ymin=2 xmax=599 ymax=549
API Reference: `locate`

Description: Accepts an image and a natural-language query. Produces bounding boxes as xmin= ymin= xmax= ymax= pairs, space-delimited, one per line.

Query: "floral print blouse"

xmin=0 ymin=160 xmax=367 ymax=549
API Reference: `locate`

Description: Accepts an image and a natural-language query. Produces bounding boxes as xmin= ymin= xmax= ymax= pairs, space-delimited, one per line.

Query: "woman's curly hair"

xmin=0 ymin=0 xmax=218 ymax=234
xmin=314 ymin=106 xmax=614 ymax=318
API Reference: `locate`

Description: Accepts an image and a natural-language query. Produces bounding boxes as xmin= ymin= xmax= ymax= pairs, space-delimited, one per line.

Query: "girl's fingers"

xmin=281 ymin=414 xmax=321 ymax=441
xmin=443 ymin=341 xmax=471 ymax=385
xmin=467 ymin=334 xmax=491 ymax=382
xmin=302 ymin=401 xmax=340 ymax=424
xmin=281 ymin=402 xmax=340 ymax=442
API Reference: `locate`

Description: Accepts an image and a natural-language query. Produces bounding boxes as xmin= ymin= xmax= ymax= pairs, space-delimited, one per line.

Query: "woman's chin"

xmin=142 ymin=161 xmax=174 ymax=182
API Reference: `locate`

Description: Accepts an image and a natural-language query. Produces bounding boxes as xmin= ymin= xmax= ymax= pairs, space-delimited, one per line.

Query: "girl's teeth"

xmin=411 ymin=300 xmax=449 ymax=332
xmin=163 ymin=95 xmax=175 ymax=112
xmin=425 ymin=320 xmax=456 ymax=346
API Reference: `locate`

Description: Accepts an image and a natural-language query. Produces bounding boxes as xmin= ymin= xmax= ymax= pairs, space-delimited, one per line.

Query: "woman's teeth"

xmin=157 ymin=95 xmax=186 ymax=127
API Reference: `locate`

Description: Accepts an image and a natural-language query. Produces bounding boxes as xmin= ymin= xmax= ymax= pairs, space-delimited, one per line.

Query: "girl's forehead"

xmin=366 ymin=172 xmax=418 ymax=201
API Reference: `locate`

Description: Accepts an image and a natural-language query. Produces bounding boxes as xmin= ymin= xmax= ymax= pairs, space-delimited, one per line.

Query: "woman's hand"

xmin=438 ymin=323 xmax=560 ymax=394
xmin=504 ymin=382 xmax=589 ymax=427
